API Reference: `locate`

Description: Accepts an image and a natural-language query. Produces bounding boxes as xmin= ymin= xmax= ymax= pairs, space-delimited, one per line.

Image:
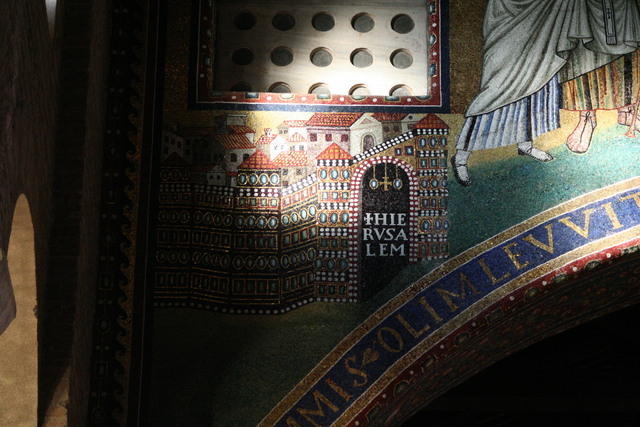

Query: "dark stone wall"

xmin=44 ymin=0 xmax=111 ymax=425
xmin=0 ymin=0 xmax=111 ymax=425
xmin=0 ymin=0 xmax=59 ymax=423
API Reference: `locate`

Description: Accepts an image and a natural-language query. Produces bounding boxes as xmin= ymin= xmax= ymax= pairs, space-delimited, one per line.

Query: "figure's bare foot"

xmin=451 ymin=150 xmax=471 ymax=186
xmin=618 ymin=106 xmax=634 ymax=126
xmin=618 ymin=106 xmax=640 ymax=137
xmin=517 ymin=141 xmax=553 ymax=162
xmin=566 ymin=110 xmax=596 ymax=153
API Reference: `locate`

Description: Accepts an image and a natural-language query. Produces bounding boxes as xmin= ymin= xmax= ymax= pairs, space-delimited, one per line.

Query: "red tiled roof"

xmin=305 ymin=113 xmax=363 ymax=128
xmin=238 ymin=150 xmax=278 ymax=170
xmin=256 ymin=134 xmax=277 ymax=146
xmin=288 ymin=132 xmax=307 ymax=143
xmin=371 ymin=113 xmax=407 ymax=122
xmin=412 ymin=114 xmax=449 ymax=130
xmin=228 ymin=125 xmax=256 ymax=135
xmin=273 ymin=151 xmax=309 ymax=167
xmin=279 ymin=120 xmax=307 ymax=128
xmin=214 ymin=134 xmax=255 ymax=150
xmin=316 ymin=143 xmax=352 ymax=160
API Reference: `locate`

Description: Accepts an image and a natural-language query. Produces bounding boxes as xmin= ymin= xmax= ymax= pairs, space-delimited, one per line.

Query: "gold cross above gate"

xmin=379 ymin=164 xmax=393 ymax=192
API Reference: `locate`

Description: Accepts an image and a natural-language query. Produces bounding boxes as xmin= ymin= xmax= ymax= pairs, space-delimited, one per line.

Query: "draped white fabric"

xmin=467 ymin=0 xmax=640 ymax=117
xmin=457 ymin=76 xmax=561 ymax=151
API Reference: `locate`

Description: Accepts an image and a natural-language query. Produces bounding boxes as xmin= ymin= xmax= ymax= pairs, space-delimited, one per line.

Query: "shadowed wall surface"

xmin=0 ymin=1 xmax=110 ymax=425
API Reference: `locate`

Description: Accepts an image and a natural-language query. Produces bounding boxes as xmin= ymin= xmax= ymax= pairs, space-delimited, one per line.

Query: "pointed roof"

xmin=412 ymin=114 xmax=449 ymax=130
xmin=228 ymin=125 xmax=256 ymax=135
xmin=256 ymin=133 xmax=277 ymax=146
xmin=288 ymin=132 xmax=307 ymax=143
xmin=316 ymin=143 xmax=352 ymax=160
xmin=214 ymin=134 xmax=255 ymax=150
xmin=273 ymin=151 xmax=309 ymax=167
xmin=371 ymin=113 xmax=407 ymax=122
xmin=238 ymin=150 xmax=278 ymax=170
xmin=305 ymin=113 xmax=363 ymax=128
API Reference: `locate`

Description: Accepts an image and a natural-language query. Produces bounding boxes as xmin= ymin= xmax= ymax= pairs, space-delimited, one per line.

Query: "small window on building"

xmin=363 ymin=134 xmax=375 ymax=151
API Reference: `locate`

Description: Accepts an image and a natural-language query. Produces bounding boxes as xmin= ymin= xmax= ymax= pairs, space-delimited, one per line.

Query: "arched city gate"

xmin=347 ymin=157 xmax=419 ymax=301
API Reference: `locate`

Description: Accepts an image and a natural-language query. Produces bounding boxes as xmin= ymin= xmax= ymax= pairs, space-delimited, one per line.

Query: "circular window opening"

xmin=271 ymin=47 xmax=294 ymax=66
xmin=230 ymin=82 xmax=252 ymax=92
xmin=352 ymin=13 xmax=374 ymax=33
xmin=309 ymin=83 xmax=331 ymax=96
xmin=272 ymin=13 xmax=295 ymax=31
xmin=269 ymin=82 xmax=291 ymax=93
xmin=390 ymin=49 xmax=413 ymax=69
xmin=390 ymin=85 xmax=412 ymax=97
xmin=391 ymin=14 xmax=415 ymax=34
xmin=350 ymin=85 xmax=370 ymax=97
xmin=351 ymin=48 xmax=373 ymax=68
xmin=232 ymin=48 xmax=254 ymax=66
xmin=310 ymin=48 xmax=333 ymax=67
xmin=235 ymin=12 xmax=256 ymax=30
xmin=312 ymin=13 xmax=335 ymax=31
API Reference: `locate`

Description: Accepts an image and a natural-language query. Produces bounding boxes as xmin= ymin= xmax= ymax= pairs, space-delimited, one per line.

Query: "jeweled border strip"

xmin=86 ymin=0 xmax=155 ymax=425
xmin=349 ymin=242 xmax=640 ymax=425
xmin=190 ymin=0 xmax=450 ymax=112
xmin=343 ymin=233 xmax=640 ymax=425
xmin=261 ymin=176 xmax=640 ymax=426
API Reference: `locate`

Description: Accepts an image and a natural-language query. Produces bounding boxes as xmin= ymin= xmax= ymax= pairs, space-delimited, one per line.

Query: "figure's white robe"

xmin=467 ymin=0 xmax=640 ymax=117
